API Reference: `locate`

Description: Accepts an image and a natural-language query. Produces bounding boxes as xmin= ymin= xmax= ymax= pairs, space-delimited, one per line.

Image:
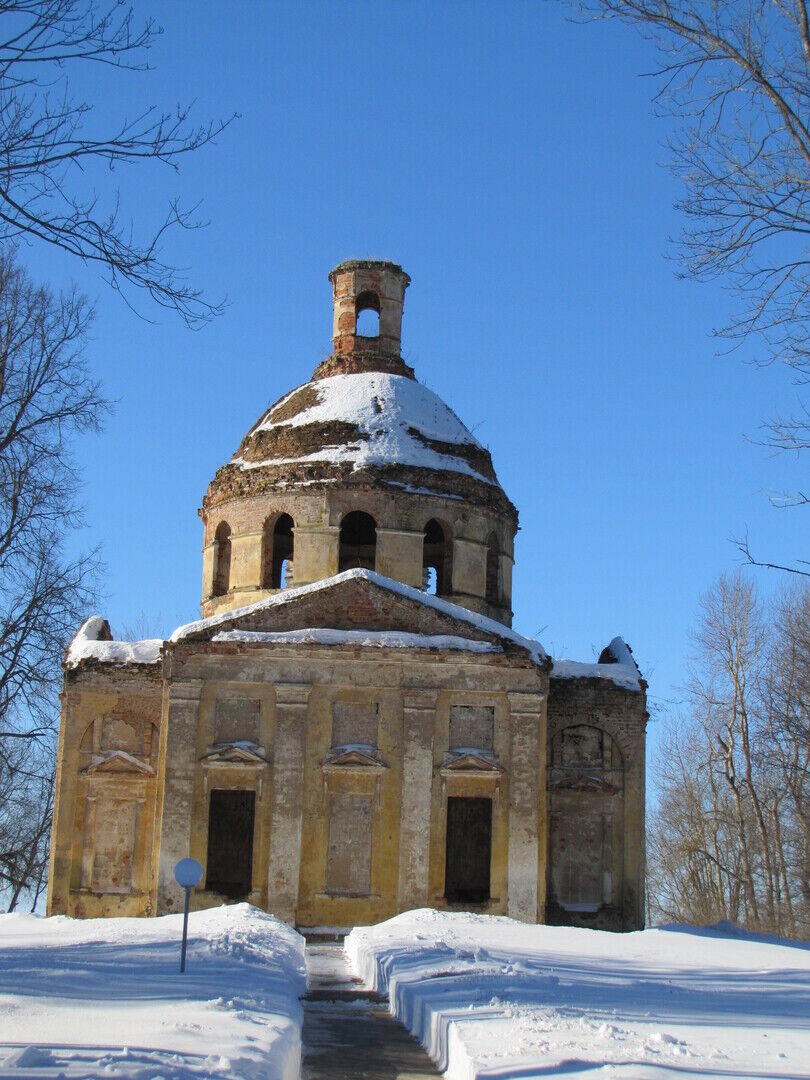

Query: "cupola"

xmin=199 ymin=260 xmax=518 ymax=627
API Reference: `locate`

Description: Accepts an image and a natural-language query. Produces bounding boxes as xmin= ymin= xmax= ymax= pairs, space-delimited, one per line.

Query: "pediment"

xmin=549 ymin=772 xmax=621 ymax=795
xmin=441 ymin=750 xmax=504 ymax=775
xmin=201 ymin=741 xmax=270 ymax=766
xmin=323 ymin=745 xmax=387 ymax=769
xmin=172 ymin=570 xmax=541 ymax=664
xmin=82 ymin=750 xmax=155 ymax=776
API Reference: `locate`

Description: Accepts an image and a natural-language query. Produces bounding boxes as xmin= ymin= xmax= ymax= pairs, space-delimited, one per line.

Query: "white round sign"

xmin=174 ymin=857 xmax=203 ymax=889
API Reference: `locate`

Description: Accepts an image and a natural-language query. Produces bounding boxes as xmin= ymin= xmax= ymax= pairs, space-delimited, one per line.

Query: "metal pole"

xmin=180 ymin=885 xmax=191 ymax=973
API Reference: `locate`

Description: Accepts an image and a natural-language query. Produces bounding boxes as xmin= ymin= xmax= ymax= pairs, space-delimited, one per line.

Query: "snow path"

xmin=346 ymin=909 xmax=810 ymax=1080
xmin=301 ymin=943 xmax=439 ymax=1078
xmin=0 ymin=905 xmax=305 ymax=1079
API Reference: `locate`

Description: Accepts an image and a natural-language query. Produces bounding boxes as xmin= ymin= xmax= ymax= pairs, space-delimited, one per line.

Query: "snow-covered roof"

xmin=65 ymin=616 xmax=162 ymax=669
xmin=234 ymin=372 xmax=498 ymax=486
xmin=212 ymin=628 xmax=503 ymax=653
xmin=551 ymin=636 xmax=642 ymax=691
xmin=171 ymin=568 xmax=547 ymax=663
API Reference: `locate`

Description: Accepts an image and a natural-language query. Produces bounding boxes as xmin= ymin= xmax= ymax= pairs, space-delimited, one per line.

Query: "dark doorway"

xmin=444 ymin=796 xmax=492 ymax=904
xmin=206 ymin=789 xmax=255 ymax=900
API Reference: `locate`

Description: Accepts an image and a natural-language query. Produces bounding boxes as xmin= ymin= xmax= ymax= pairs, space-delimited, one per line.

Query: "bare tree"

xmin=648 ymin=573 xmax=810 ymax=937
xmin=0 ymin=247 xmax=105 ymax=907
xmin=0 ymin=0 xmax=235 ymax=326
xmin=574 ymin=1 xmax=810 ymax=572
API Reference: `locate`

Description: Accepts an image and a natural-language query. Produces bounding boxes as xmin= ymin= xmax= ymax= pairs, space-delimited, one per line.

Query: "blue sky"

xmin=23 ymin=2 xmax=807 ymax=756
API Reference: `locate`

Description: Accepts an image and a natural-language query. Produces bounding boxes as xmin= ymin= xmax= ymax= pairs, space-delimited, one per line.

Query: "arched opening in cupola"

xmin=423 ymin=518 xmax=452 ymax=596
xmin=262 ymin=513 xmax=294 ymax=589
xmin=355 ymin=290 xmax=380 ymax=338
xmin=485 ymin=532 xmax=500 ymax=606
xmin=339 ymin=511 xmax=377 ymax=573
xmin=212 ymin=522 xmax=231 ymax=597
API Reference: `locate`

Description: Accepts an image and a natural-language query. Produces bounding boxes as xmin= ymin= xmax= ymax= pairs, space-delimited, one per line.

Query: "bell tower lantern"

xmin=328 ymin=259 xmax=411 ymax=358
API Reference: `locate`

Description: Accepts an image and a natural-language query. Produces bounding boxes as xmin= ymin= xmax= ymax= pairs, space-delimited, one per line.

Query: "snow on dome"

xmin=233 ymin=372 xmax=499 ymax=485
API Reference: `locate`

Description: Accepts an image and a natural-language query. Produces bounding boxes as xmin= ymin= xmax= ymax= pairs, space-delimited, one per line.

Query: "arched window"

xmin=262 ymin=513 xmax=294 ymax=589
xmin=485 ymin=532 xmax=500 ymax=605
xmin=423 ymin=518 xmax=452 ymax=596
xmin=355 ymin=290 xmax=380 ymax=338
xmin=213 ymin=522 xmax=231 ymax=597
xmin=339 ymin=511 xmax=377 ymax=572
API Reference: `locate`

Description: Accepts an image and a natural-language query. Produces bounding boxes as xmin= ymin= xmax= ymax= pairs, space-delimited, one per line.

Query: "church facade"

xmin=47 ymin=260 xmax=648 ymax=932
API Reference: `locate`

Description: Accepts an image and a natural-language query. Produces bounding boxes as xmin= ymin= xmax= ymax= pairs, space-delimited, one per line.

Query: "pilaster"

xmin=506 ymin=690 xmax=546 ymax=922
xmin=397 ymin=688 xmax=437 ymax=909
xmin=155 ymin=679 xmax=202 ymax=913
xmin=267 ymin=682 xmax=311 ymax=924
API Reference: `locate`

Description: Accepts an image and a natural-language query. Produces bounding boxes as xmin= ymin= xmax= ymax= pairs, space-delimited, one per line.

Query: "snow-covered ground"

xmin=0 ymin=904 xmax=305 ymax=1079
xmin=346 ymin=909 xmax=810 ymax=1080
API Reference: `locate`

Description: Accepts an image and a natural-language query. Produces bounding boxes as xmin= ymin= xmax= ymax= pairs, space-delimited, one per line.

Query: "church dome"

xmin=200 ymin=260 xmax=517 ymax=625
xmin=204 ymin=261 xmax=513 ymax=518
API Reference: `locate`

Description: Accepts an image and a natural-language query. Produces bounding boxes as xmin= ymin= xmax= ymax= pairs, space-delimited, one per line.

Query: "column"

xmin=397 ymin=688 xmax=437 ymax=910
xmin=506 ymin=690 xmax=546 ymax=922
xmin=267 ymin=682 xmax=310 ymax=924
xmin=155 ymin=679 xmax=202 ymax=913
xmin=375 ymin=528 xmax=424 ymax=587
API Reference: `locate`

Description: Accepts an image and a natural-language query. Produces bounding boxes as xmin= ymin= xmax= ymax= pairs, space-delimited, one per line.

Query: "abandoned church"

xmin=47 ymin=260 xmax=648 ymax=932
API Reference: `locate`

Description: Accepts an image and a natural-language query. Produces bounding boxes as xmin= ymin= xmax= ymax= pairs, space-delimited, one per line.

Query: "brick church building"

xmin=47 ymin=260 xmax=647 ymax=932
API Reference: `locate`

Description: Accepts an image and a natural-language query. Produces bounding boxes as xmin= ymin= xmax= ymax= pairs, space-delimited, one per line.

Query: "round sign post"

xmin=174 ymin=858 xmax=203 ymax=973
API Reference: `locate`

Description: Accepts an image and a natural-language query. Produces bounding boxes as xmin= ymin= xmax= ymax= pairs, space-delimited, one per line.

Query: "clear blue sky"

xmin=24 ymin=2 xmax=807 ymax=757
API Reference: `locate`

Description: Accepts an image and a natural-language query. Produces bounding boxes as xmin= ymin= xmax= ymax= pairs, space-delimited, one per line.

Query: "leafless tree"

xmin=574 ymin=1 xmax=810 ymax=572
xmin=0 ymin=247 xmax=105 ymax=907
xmin=648 ymin=573 xmax=810 ymax=937
xmin=0 ymin=0 xmax=235 ymax=326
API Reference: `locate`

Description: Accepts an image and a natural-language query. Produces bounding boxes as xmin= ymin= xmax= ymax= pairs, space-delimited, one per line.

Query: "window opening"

xmin=213 ymin=522 xmax=231 ymax=597
xmin=356 ymin=308 xmax=379 ymax=337
xmin=339 ymin=511 xmax=377 ymax=572
xmin=423 ymin=518 xmax=451 ymax=596
xmin=355 ymin=290 xmax=380 ymax=339
xmin=445 ymin=796 xmax=492 ymax=903
xmin=263 ymin=513 xmax=294 ymax=589
xmin=206 ymin=789 xmax=255 ymax=900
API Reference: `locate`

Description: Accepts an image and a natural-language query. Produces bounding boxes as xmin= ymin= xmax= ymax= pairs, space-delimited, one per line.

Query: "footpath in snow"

xmin=0 ymin=903 xmax=305 ymax=1079
xmin=346 ymin=908 xmax=810 ymax=1080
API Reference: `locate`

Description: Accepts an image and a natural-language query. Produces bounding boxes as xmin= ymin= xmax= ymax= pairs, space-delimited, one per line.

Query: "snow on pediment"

xmin=82 ymin=750 xmax=155 ymax=776
xmin=170 ymin=568 xmax=546 ymax=663
xmin=200 ymin=741 xmax=270 ymax=767
xmin=440 ymin=749 xmax=504 ymax=775
xmin=323 ymin=744 xmax=387 ymax=770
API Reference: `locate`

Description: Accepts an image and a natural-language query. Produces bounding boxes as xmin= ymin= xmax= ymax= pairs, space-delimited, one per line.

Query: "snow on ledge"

xmin=65 ymin=616 xmax=162 ymax=669
xmin=171 ymin=569 xmax=547 ymax=662
xmin=212 ymin=628 xmax=502 ymax=653
xmin=551 ymin=635 xmax=642 ymax=690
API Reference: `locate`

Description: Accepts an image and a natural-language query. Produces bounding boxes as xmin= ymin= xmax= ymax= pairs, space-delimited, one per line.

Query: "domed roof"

xmin=237 ymin=371 xmax=497 ymax=483
xmin=202 ymin=260 xmax=515 ymax=520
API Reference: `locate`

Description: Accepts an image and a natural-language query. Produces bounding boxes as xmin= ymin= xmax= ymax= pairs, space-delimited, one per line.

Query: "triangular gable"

xmin=170 ymin=569 xmax=545 ymax=664
xmin=82 ymin=750 xmax=155 ymax=776
xmin=323 ymin=745 xmax=387 ymax=769
xmin=201 ymin=742 xmax=270 ymax=766
xmin=441 ymin=750 xmax=504 ymax=775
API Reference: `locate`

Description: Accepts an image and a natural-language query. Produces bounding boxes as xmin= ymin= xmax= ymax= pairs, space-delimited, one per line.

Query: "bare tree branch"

xmin=0 ymin=1 xmax=237 ymax=326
